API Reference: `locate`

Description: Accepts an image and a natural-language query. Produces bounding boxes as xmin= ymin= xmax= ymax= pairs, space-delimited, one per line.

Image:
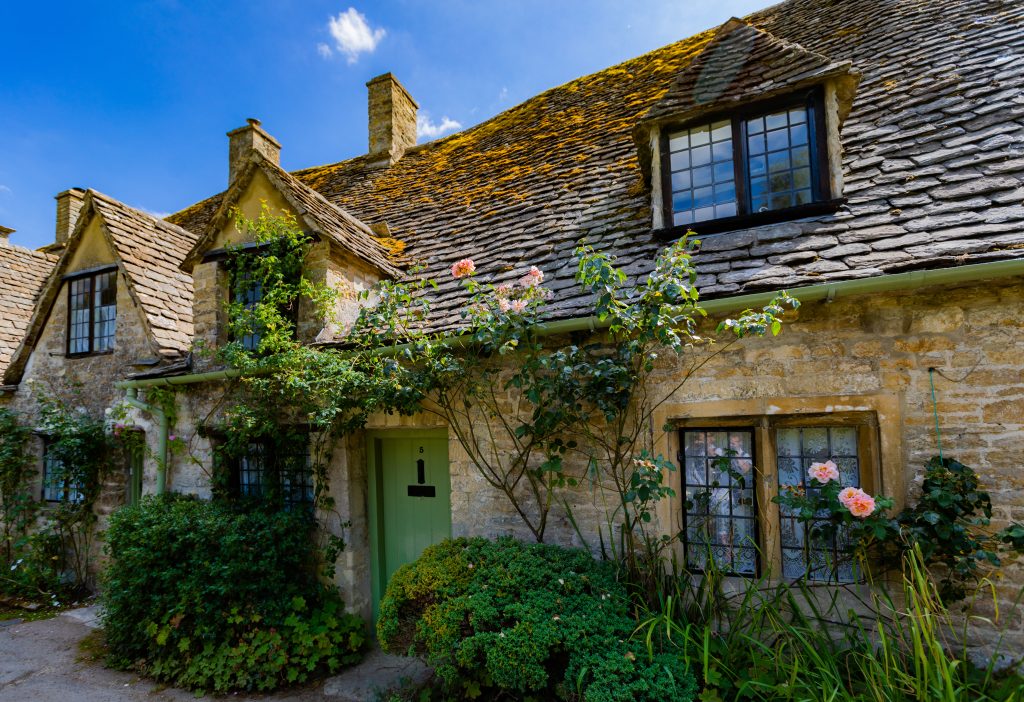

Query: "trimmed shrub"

xmin=102 ymin=494 xmax=365 ymax=692
xmin=378 ymin=537 xmax=696 ymax=702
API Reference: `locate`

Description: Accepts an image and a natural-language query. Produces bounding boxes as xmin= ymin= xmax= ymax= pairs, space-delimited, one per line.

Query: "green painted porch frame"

xmin=366 ymin=428 xmax=451 ymax=623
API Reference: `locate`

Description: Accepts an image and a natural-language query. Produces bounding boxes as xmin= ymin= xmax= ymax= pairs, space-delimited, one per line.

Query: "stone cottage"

xmin=1 ymin=0 xmax=1023 ymax=650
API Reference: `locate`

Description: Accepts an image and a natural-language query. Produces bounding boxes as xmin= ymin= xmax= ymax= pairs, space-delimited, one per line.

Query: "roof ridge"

xmin=87 ymin=188 xmax=201 ymax=245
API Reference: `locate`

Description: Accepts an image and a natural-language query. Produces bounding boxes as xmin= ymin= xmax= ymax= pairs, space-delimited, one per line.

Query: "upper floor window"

xmin=662 ymin=91 xmax=828 ymax=229
xmin=232 ymin=270 xmax=264 ymax=351
xmin=67 ymin=269 xmax=117 ymax=356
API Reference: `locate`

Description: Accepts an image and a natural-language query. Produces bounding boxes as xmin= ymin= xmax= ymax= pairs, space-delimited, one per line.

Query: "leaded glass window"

xmin=660 ymin=90 xmax=828 ymax=229
xmin=681 ymin=429 xmax=758 ymax=575
xmin=42 ymin=443 xmax=84 ymax=503
xmin=67 ymin=270 xmax=117 ymax=355
xmin=235 ymin=437 xmax=313 ymax=510
xmin=666 ymin=120 xmax=737 ymax=225
xmin=746 ymin=107 xmax=813 ymax=213
xmin=234 ymin=272 xmax=264 ymax=351
xmin=776 ymin=426 xmax=861 ymax=581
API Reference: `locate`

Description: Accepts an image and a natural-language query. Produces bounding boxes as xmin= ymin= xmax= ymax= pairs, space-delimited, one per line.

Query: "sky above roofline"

xmin=1 ymin=0 xmax=769 ymax=250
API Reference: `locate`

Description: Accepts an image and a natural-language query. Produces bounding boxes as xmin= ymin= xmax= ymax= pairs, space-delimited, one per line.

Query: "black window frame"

xmin=41 ymin=439 xmax=85 ymax=504
xmin=227 ymin=434 xmax=315 ymax=511
xmin=65 ymin=266 xmax=118 ymax=357
xmin=218 ymin=245 xmax=302 ymax=353
xmin=679 ymin=427 xmax=760 ymax=577
xmin=657 ymin=87 xmax=841 ymax=238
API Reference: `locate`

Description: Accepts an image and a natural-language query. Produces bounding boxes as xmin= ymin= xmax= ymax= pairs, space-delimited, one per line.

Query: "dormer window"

xmin=639 ymin=18 xmax=860 ymax=236
xmin=662 ymin=92 xmax=827 ymax=229
xmin=67 ymin=268 xmax=117 ymax=356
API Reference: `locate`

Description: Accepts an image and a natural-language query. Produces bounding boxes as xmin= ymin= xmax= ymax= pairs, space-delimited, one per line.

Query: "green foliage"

xmin=773 ymin=455 xmax=1024 ymax=601
xmin=632 ymin=548 xmax=1024 ymax=702
xmin=0 ymin=408 xmax=37 ymax=573
xmin=102 ymin=494 xmax=365 ymax=693
xmin=377 ymin=537 xmax=696 ymax=702
xmin=891 ymin=457 xmax=1024 ymax=601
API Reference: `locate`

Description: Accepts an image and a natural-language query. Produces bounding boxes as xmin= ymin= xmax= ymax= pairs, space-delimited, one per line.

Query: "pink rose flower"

xmin=451 ymin=258 xmax=476 ymax=278
xmin=837 ymin=486 xmax=862 ymax=509
xmin=495 ymin=283 xmax=512 ymax=296
xmin=497 ymin=298 xmax=512 ymax=313
xmin=510 ymin=299 xmax=528 ymax=313
xmin=848 ymin=493 xmax=876 ymax=518
xmin=519 ymin=266 xmax=544 ymax=288
xmin=808 ymin=460 xmax=839 ymax=484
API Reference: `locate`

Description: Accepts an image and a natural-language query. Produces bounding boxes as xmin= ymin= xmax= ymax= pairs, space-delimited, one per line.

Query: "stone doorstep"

xmin=60 ymin=605 xmax=102 ymax=630
xmin=323 ymin=648 xmax=433 ymax=701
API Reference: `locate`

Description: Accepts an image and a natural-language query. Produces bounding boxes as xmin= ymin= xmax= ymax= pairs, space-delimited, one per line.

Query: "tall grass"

xmin=632 ymin=547 xmax=1024 ymax=701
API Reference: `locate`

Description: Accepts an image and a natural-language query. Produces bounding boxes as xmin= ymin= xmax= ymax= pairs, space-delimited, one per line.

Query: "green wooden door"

xmin=369 ymin=432 xmax=451 ymax=618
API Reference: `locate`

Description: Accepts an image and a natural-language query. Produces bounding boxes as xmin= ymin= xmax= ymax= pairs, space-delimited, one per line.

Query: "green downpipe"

xmin=123 ymin=388 xmax=168 ymax=495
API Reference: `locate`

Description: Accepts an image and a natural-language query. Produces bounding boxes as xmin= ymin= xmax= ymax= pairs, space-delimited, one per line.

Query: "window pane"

xmin=690 ymin=125 xmax=710 ymax=146
xmin=69 ymin=277 xmax=91 ymax=354
xmin=43 ymin=445 xmax=84 ymax=503
xmin=692 ymin=166 xmax=713 ymax=188
xmin=744 ymin=106 xmax=816 ymax=214
xmin=691 ymin=145 xmax=712 ymax=167
xmin=693 ymin=187 xmax=714 ymax=209
xmin=710 ymin=120 xmax=731 ymax=142
xmin=668 ymin=133 xmax=689 ymax=151
xmin=790 ymin=123 xmax=808 ymax=146
xmin=681 ymin=429 xmax=758 ymax=575
xmin=777 ymin=426 xmax=862 ymax=582
xmin=766 ymin=111 xmax=788 ymax=130
xmin=93 ymin=272 xmax=116 ymax=352
xmin=667 ymin=120 xmax=738 ymax=226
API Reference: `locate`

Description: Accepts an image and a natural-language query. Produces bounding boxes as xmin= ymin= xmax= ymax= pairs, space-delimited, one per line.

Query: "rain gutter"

xmin=114 ymin=257 xmax=1024 ymax=393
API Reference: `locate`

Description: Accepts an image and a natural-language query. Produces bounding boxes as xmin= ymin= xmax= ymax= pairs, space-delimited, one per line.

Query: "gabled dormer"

xmin=3 ymin=189 xmax=198 ymax=400
xmin=636 ymin=18 xmax=861 ymax=236
xmin=180 ymin=120 xmax=403 ymax=365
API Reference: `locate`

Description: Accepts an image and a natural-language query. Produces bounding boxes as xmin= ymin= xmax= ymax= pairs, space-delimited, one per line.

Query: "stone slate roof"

xmin=170 ymin=0 xmax=1024 ymax=335
xmin=0 ymin=243 xmax=58 ymax=380
xmin=88 ymin=191 xmax=199 ymax=356
xmin=181 ymin=156 xmax=402 ymax=278
xmin=3 ymin=191 xmax=199 ymax=384
xmin=642 ymin=18 xmax=857 ymax=125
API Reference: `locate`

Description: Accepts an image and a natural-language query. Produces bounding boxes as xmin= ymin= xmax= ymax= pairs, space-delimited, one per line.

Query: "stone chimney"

xmin=227 ymin=118 xmax=281 ymax=185
xmin=0 ymin=225 xmax=12 ymax=246
xmin=367 ymin=73 xmax=418 ymax=166
xmin=55 ymin=188 xmax=86 ymax=245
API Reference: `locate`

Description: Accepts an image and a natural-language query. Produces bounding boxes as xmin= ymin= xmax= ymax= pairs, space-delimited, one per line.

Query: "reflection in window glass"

xmin=667 ymin=120 xmax=737 ymax=226
xmin=42 ymin=443 xmax=84 ymax=503
xmin=777 ymin=426 xmax=860 ymax=581
xmin=681 ymin=429 xmax=757 ymax=575
xmin=746 ymin=107 xmax=813 ymax=213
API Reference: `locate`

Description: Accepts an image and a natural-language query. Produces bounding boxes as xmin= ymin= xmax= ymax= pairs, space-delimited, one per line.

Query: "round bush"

xmin=102 ymin=494 xmax=365 ymax=692
xmin=377 ymin=536 xmax=695 ymax=701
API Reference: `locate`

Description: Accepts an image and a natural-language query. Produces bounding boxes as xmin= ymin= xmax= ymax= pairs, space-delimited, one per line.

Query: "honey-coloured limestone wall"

xmin=149 ymin=275 xmax=1024 ymax=648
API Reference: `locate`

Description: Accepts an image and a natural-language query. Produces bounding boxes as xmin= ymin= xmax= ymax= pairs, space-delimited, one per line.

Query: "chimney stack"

xmin=55 ymin=188 xmax=86 ymax=245
xmin=227 ymin=118 xmax=281 ymax=185
xmin=0 ymin=225 xmax=12 ymax=246
xmin=367 ymin=73 xmax=418 ymax=166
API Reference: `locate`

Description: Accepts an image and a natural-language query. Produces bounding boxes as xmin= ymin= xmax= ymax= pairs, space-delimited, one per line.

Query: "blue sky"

xmin=1 ymin=0 xmax=769 ymax=250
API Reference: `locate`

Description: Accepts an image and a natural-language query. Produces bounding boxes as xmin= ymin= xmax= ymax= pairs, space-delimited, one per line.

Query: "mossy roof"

xmin=169 ymin=0 xmax=1024 ymax=336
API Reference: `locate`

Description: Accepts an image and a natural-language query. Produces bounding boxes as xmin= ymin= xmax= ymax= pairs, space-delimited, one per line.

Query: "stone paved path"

xmin=0 ymin=607 xmax=432 ymax=701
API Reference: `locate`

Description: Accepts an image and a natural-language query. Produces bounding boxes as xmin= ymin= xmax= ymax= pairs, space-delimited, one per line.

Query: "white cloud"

xmin=326 ymin=8 xmax=386 ymax=64
xmin=139 ymin=207 xmax=172 ymax=220
xmin=498 ymin=86 xmax=509 ymax=101
xmin=317 ymin=42 xmax=333 ymax=58
xmin=0 ymin=185 xmax=11 ymax=195
xmin=416 ymin=114 xmax=463 ymax=141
